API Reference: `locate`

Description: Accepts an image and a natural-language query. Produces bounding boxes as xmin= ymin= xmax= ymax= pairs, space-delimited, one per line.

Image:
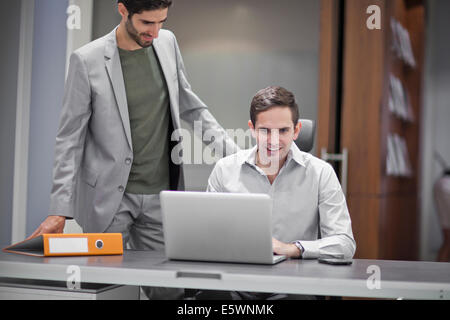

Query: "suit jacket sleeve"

xmin=48 ymin=51 xmax=92 ymax=218
xmin=172 ymin=34 xmax=240 ymax=157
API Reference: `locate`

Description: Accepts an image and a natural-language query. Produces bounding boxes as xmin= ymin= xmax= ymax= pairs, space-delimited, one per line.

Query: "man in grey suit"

xmin=29 ymin=0 xmax=237 ymax=299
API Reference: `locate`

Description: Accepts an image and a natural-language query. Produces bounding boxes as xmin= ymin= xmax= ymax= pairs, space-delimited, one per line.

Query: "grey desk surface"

xmin=1 ymin=249 xmax=449 ymax=300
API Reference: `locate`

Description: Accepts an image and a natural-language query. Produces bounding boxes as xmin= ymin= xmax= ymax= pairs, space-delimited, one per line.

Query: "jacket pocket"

xmin=80 ymin=166 xmax=98 ymax=188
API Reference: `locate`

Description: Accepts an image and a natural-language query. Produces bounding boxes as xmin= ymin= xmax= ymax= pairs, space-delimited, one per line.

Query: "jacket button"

xmin=118 ymin=186 xmax=124 ymax=193
xmin=125 ymin=158 xmax=132 ymax=165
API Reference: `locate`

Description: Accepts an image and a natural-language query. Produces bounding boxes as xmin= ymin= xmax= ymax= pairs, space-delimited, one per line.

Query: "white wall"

xmin=92 ymin=0 xmax=120 ymax=40
xmin=420 ymin=0 xmax=450 ymax=261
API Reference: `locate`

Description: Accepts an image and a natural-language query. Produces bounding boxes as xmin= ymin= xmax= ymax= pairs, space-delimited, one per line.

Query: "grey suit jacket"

xmin=49 ymin=28 xmax=237 ymax=233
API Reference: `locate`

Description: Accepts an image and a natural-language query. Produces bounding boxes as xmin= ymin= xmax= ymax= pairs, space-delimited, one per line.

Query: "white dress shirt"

xmin=207 ymin=143 xmax=356 ymax=259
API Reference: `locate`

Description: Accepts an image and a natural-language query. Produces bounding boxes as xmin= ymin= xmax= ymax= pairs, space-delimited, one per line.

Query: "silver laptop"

xmin=160 ymin=191 xmax=286 ymax=265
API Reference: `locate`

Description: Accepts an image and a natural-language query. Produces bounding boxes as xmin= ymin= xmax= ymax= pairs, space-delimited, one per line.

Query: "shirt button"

xmin=125 ymin=158 xmax=132 ymax=165
xmin=118 ymin=186 xmax=124 ymax=193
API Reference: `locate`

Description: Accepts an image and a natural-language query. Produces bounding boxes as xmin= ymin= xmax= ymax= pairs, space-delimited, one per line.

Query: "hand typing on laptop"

xmin=272 ymin=238 xmax=301 ymax=258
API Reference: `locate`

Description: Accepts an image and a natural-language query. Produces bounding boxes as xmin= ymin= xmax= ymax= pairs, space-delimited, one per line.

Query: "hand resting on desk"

xmin=26 ymin=215 xmax=66 ymax=240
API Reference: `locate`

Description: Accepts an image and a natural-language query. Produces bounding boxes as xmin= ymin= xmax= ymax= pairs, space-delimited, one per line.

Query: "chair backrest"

xmin=295 ymin=119 xmax=316 ymax=153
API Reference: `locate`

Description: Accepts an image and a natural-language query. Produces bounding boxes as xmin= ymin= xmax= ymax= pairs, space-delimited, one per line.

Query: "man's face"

xmin=121 ymin=7 xmax=168 ymax=48
xmin=249 ymin=106 xmax=301 ymax=167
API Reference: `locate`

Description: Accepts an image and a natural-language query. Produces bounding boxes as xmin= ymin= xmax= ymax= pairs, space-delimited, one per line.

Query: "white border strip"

xmin=12 ymin=0 xmax=35 ymax=243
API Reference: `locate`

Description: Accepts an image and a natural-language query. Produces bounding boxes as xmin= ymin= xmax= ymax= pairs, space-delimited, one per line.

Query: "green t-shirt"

xmin=118 ymin=46 xmax=171 ymax=195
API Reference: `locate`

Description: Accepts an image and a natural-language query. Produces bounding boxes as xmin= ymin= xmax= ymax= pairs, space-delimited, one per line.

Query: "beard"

xmin=125 ymin=18 xmax=153 ymax=48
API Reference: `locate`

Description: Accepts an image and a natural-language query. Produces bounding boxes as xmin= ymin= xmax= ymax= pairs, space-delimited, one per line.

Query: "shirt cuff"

xmin=298 ymin=240 xmax=320 ymax=259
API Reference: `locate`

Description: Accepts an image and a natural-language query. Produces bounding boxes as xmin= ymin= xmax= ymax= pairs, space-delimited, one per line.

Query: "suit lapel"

xmin=153 ymin=37 xmax=181 ymax=129
xmin=104 ymin=28 xmax=133 ymax=151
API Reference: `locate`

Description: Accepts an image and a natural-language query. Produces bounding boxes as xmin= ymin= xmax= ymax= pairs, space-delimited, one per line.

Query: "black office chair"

xmin=295 ymin=119 xmax=316 ymax=153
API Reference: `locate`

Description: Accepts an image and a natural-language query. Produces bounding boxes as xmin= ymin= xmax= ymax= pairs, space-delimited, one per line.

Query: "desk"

xmin=0 ymin=249 xmax=449 ymax=300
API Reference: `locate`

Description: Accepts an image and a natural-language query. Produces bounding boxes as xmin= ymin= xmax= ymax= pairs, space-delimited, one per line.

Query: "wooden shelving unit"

xmin=344 ymin=0 xmax=425 ymax=260
xmin=318 ymin=0 xmax=425 ymax=260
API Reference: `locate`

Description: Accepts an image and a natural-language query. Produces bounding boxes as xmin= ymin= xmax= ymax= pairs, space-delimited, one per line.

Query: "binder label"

xmin=49 ymin=237 xmax=89 ymax=254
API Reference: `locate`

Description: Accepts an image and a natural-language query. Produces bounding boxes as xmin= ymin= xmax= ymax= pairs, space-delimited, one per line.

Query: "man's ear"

xmin=118 ymin=3 xmax=129 ymax=20
xmin=248 ymin=120 xmax=256 ymax=139
xmin=293 ymin=120 xmax=302 ymax=140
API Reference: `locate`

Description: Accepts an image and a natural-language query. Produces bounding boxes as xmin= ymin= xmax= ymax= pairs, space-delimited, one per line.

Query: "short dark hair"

xmin=250 ymin=86 xmax=299 ymax=127
xmin=118 ymin=0 xmax=172 ymax=16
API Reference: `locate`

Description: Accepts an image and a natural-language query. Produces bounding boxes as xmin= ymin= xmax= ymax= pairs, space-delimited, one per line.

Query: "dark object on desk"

xmin=318 ymin=258 xmax=353 ymax=265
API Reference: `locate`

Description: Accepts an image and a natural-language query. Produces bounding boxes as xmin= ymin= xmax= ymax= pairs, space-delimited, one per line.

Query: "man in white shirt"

xmin=207 ymin=86 xmax=356 ymax=262
xmin=197 ymin=86 xmax=355 ymax=300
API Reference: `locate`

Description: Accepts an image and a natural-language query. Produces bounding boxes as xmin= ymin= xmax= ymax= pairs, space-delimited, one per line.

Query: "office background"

xmin=0 ymin=0 xmax=449 ymax=262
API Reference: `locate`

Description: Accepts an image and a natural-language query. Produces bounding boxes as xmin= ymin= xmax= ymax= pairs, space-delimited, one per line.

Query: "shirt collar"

xmin=241 ymin=143 xmax=307 ymax=168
